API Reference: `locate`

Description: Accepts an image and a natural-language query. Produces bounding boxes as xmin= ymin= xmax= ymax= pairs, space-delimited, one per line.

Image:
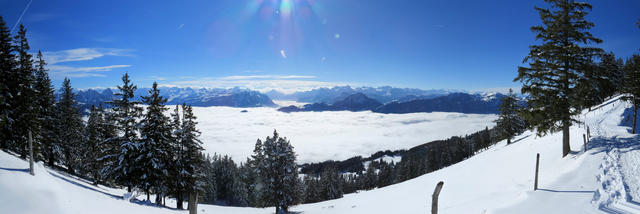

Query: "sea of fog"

xmin=192 ymin=104 xmax=497 ymax=164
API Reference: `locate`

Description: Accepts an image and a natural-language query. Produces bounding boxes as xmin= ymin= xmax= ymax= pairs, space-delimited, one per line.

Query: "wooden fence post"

xmin=28 ymin=130 xmax=34 ymax=176
xmin=534 ymin=153 xmax=540 ymax=191
xmin=587 ymin=126 xmax=590 ymax=139
xmin=432 ymin=181 xmax=444 ymax=214
xmin=583 ymin=134 xmax=587 ymax=151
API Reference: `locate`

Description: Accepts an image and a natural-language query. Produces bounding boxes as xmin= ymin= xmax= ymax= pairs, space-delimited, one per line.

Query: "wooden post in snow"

xmin=188 ymin=191 xmax=198 ymax=214
xmin=28 ymin=130 xmax=34 ymax=176
xmin=583 ymin=134 xmax=587 ymax=151
xmin=534 ymin=153 xmax=540 ymax=191
xmin=587 ymin=126 xmax=590 ymax=140
xmin=431 ymin=181 xmax=444 ymax=214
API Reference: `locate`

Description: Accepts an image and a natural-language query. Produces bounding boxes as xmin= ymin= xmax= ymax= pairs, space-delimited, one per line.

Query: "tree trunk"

xmin=507 ymin=138 xmax=511 ymax=145
xmin=562 ymin=122 xmax=571 ymax=157
xmin=177 ymin=192 xmax=184 ymax=209
xmin=146 ymin=191 xmax=150 ymax=202
xmin=275 ymin=206 xmax=280 ymax=214
xmin=47 ymin=147 xmax=54 ymax=167
xmin=155 ymin=193 xmax=162 ymax=205
xmin=189 ymin=191 xmax=198 ymax=214
xmin=28 ymin=130 xmax=34 ymax=176
xmin=633 ymin=102 xmax=637 ymax=134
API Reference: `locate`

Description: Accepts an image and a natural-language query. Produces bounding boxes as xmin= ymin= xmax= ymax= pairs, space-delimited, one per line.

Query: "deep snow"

xmin=1 ymin=96 xmax=639 ymax=214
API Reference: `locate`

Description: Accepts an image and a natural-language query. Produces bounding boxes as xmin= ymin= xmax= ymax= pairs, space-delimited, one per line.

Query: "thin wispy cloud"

xmin=44 ymin=48 xmax=134 ymax=79
xmin=219 ymin=75 xmax=316 ymax=80
xmin=280 ymin=50 xmax=287 ymax=59
xmin=44 ymin=48 xmax=133 ymax=64
xmin=49 ymin=65 xmax=131 ymax=78
xmin=177 ymin=24 xmax=184 ymax=30
xmin=164 ymin=75 xmax=351 ymax=94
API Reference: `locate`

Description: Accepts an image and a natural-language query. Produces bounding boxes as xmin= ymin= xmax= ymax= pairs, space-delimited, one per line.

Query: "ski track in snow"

xmin=587 ymin=97 xmax=640 ymax=213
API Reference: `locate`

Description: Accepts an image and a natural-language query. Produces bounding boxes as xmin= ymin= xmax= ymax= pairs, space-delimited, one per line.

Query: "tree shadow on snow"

xmin=618 ymin=107 xmax=640 ymax=134
xmin=0 ymin=167 xmax=29 ymax=173
xmin=47 ymin=171 xmax=123 ymax=200
xmin=537 ymin=188 xmax=594 ymax=194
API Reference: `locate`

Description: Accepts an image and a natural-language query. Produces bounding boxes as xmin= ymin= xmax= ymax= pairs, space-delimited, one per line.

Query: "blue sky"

xmin=1 ymin=0 xmax=639 ymax=93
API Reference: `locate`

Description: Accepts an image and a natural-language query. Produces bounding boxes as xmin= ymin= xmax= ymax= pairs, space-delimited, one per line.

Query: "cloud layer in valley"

xmin=192 ymin=106 xmax=497 ymax=163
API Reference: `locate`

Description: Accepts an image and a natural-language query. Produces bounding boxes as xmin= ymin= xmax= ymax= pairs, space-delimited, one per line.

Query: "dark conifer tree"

xmin=33 ymin=50 xmax=56 ymax=163
xmin=85 ymin=105 xmax=106 ymax=184
xmin=0 ymin=16 xmax=15 ymax=150
xmin=495 ymin=89 xmax=524 ymax=144
xmin=139 ymin=82 xmax=172 ymax=203
xmin=55 ymin=78 xmax=85 ymax=173
xmin=104 ymin=73 xmax=143 ymax=192
xmin=320 ymin=166 xmax=343 ymax=200
xmin=515 ymin=0 xmax=603 ymax=157
xmin=172 ymin=104 xmax=204 ymax=209
xmin=11 ymin=25 xmax=37 ymax=158
xmin=622 ymin=54 xmax=640 ymax=134
xmin=256 ymin=130 xmax=300 ymax=214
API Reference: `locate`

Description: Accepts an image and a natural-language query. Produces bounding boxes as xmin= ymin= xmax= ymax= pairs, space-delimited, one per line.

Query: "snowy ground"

xmin=1 ymin=96 xmax=639 ymax=214
xmin=192 ymin=106 xmax=496 ymax=163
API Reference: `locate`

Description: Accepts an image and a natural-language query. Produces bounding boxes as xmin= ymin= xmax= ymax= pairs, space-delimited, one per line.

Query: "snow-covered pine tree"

xmin=515 ymin=0 xmax=603 ymax=157
xmin=320 ymin=166 xmax=343 ymax=200
xmin=85 ymin=105 xmax=106 ymax=184
xmin=0 ymin=16 xmax=15 ymax=151
xmin=33 ymin=50 xmax=56 ymax=163
xmin=11 ymin=25 xmax=37 ymax=159
xmin=259 ymin=130 xmax=300 ymax=214
xmin=139 ymin=82 xmax=172 ymax=203
xmin=168 ymin=104 xmax=184 ymax=208
xmin=169 ymin=104 xmax=204 ymax=209
xmin=363 ymin=161 xmax=377 ymax=190
xmin=248 ymin=138 xmax=265 ymax=207
xmin=179 ymin=104 xmax=205 ymax=210
xmin=494 ymin=89 xmax=525 ymax=144
xmin=622 ymin=54 xmax=640 ymax=134
xmin=105 ymin=72 xmax=143 ymax=192
xmin=54 ymin=78 xmax=85 ymax=174
xmin=98 ymin=104 xmax=119 ymax=184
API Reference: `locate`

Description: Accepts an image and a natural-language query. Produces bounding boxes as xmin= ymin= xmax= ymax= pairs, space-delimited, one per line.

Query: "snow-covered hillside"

xmin=1 ymin=96 xmax=639 ymax=214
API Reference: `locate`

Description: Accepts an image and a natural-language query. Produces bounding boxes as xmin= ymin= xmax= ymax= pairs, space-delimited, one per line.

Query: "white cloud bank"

xmin=192 ymin=106 xmax=497 ymax=163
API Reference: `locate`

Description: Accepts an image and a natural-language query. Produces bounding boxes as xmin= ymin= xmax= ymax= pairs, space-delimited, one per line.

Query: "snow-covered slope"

xmin=1 ymin=96 xmax=639 ymax=214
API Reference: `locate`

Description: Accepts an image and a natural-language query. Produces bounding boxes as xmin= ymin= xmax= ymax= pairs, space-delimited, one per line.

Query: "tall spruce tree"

xmin=139 ymin=82 xmax=172 ymax=203
xmin=11 ymin=25 xmax=37 ymax=158
xmin=0 ymin=16 xmax=16 ymax=150
xmin=515 ymin=0 xmax=603 ymax=157
xmin=494 ymin=89 xmax=524 ymax=144
xmin=85 ymin=105 xmax=106 ymax=184
xmin=106 ymin=72 xmax=143 ymax=192
xmin=257 ymin=130 xmax=300 ymax=214
xmin=55 ymin=78 xmax=85 ymax=173
xmin=33 ymin=50 xmax=56 ymax=163
xmin=170 ymin=104 xmax=204 ymax=209
xmin=622 ymin=54 xmax=640 ymax=134
xmin=99 ymin=104 xmax=119 ymax=184
xmin=180 ymin=104 xmax=205 ymax=210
